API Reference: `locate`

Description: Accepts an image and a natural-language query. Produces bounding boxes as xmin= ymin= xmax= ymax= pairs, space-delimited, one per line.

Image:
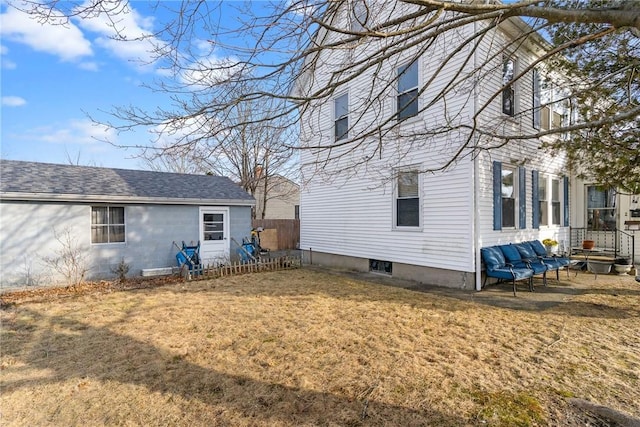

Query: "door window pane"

xmin=203 ymin=213 xmax=224 ymax=240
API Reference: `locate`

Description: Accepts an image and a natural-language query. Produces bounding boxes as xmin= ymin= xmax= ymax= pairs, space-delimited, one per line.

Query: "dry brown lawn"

xmin=1 ymin=268 xmax=639 ymax=426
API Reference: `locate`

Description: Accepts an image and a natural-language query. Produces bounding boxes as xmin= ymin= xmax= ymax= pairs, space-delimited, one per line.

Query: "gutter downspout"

xmin=473 ymin=18 xmax=482 ymax=292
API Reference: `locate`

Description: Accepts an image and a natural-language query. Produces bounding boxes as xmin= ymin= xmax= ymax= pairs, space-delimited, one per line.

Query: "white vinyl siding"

xmin=298 ymin=3 xmax=571 ymax=275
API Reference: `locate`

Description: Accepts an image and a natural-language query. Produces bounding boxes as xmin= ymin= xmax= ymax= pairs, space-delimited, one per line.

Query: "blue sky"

xmin=1 ymin=1 xmax=257 ymax=170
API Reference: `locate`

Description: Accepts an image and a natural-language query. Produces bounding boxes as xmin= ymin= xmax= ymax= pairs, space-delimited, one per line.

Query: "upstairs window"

xmin=532 ymin=68 xmax=541 ymax=129
xmin=91 ymin=206 xmax=125 ymax=244
xmin=334 ymin=93 xmax=349 ymax=140
xmin=396 ymin=170 xmax=420 ymax=227
xmin=397 ymin=61 xmax=419 ymax=120
xmin=350 ymin=0 xmax=369 ymax=32
xmin=540 ymin=80 xmax=570 ymax=136
xmin=502 ymin=57 xmax=515 ymax=116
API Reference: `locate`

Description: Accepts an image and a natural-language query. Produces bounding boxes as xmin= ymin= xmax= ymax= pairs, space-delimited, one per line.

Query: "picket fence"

xmin=186 ymin=256 xmax=302 ymax=281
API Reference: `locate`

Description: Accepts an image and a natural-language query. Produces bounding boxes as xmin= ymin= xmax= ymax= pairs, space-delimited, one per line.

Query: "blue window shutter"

xmin=493 ymin=161 xmax=502 ymax=230
xmin=532 ymin=170 xmax=539 ymax=229
xmin=563 ymin=176 xmax=569 ymax=226
xmin=519 ymin=167 xmax=526 ymax=229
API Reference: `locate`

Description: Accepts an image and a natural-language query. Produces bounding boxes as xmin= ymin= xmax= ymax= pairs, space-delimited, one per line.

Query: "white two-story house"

xmin=298 ymin=1 xmax=639 ymax=288
xmin=295 ymin=1 xmax=586 ymax=290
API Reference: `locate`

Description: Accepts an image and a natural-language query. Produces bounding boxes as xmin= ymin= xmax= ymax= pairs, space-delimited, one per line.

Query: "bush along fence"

xmin=185 ymin=256 xmax=302 ymax=281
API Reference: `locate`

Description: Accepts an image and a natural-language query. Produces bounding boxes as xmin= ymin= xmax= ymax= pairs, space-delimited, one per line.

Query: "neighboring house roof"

xmin=0 ymin=160 xmax=255 ymax=206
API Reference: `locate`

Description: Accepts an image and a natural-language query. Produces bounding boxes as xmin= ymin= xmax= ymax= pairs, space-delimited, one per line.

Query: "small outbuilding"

xmin=0 ymin=160 xmax=255 ymax=289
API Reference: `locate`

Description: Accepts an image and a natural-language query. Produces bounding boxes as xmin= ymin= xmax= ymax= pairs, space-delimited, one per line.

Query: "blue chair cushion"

xmin=515 ymin=242 xmax=538 ymax=261
xmin=500 ymin=244 xmax=523 ymax=264
xmin=481 ymin=246 xmax=506 ymax=271
xmin=530 ymin=240 xmax=548 ymax=257
xmin=553 ymin=257 xmax=570 ymax=267
xmin=542 ymin=258 xmax=563 ymax=270
xmin=527 ymin=260 xmax=548 ymax=274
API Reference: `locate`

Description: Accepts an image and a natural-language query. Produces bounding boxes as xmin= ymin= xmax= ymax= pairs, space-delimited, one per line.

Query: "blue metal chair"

xmin=481 ymin=246 xmax=534 ymax=296
xmin=500 ymin=244 xmax=548 ymax=288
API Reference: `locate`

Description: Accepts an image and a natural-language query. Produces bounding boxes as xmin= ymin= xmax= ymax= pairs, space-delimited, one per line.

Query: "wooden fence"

xmin=187 ymin=256 xmax=302 ymax=281
xmin=252 ymin=219 xmax=300 ymax=250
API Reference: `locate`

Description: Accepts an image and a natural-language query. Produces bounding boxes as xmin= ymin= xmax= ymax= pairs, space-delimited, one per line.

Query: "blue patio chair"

xmin=515 ymin=242 xmax=563 ymax=284
xmin=481 ymin=246 xmax=534 ymax=296
xmin=529 ymin=240 xmax=571 ymax=278
xmin=500 ymin=244 xmax=548 ymax=288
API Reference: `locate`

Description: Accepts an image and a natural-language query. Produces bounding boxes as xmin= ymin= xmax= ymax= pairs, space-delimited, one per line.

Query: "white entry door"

xmin=199 ymin=207 xmax=229 ymax=265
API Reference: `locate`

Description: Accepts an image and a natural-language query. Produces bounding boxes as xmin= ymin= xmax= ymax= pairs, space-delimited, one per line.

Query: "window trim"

xmin=396 ymin=60 xmax=419 ymax=121
xmin=91 ymin=205 xmax=126 ymax=245
xmin=393 ymin=168 xmax=421 ymax=230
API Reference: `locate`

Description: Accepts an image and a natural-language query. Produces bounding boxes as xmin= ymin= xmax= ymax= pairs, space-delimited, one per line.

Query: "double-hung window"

xmin=502 ymin=57 xmax=515 ymax=116
xmin=396 ymin=170 xmax=420 ymax=227
xmin=551 ymin=178 xmax=561 ymax=225
xmin=334 ymin=93 xmax=349 ymax=140
xmin=397 ymin=61 xmax=418 ymax=120
xmin=91 ymin=206 xmax=125 ymax=244
xmin=501 ymin=166 xmax=516 ymax=228
xmin=538 ymin=174 xmax=548 ymax=226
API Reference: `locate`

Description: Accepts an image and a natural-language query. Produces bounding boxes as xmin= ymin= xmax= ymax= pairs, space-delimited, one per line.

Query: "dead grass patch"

xmin=1 ymin=269 xmax=639 ymax=426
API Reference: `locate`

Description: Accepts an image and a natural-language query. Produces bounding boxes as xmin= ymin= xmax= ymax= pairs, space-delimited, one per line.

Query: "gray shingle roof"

xmin=0 ymin=160 xmax=255 ymax=205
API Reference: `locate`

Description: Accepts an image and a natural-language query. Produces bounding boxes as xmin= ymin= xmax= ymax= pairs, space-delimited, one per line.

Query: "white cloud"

xmin=179 ymin=55 xmax=241 ymax=88
xmin=78 ymin=61 xmax=99 ymax=71
xmin=75 ymin=2 xmax=165 ymax=71
xmin=24 ymin=119 xmax=117 ymax=146
xmin=0 ymin=6 xmax=93 ymax=61
xmin=1 ymin=44 xmax=16 ymax=69
xmin=2 ymin=96 xmax=27 ymax=107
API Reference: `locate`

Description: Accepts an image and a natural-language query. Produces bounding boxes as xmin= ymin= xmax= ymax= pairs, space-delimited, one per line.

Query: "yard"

xmin=1 ymin=268 xmax=639 ymax=426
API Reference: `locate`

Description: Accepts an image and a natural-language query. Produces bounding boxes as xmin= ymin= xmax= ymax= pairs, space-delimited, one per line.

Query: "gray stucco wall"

xmin=0 ymin=201 xmax=252 ymax=290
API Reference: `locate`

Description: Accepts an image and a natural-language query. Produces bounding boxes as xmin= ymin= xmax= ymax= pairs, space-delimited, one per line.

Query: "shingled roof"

xmin=0 ymin=160 xmax=255 ymax=205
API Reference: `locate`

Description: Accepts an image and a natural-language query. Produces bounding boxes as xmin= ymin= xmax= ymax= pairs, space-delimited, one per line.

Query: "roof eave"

xmin=0 ymin=192 xmax=256 ymax=206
